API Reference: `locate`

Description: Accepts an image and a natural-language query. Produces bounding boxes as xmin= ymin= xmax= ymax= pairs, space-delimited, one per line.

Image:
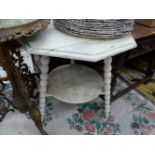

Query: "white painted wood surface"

xmin=47 ymin=64 xmax=104 ymax=104
xmin=20 ymin=21 xmax=137 ymax=62
xmin=39 ymin=56 xmax=50 ymax=120
xmin=19 ymin=20 xmax=137 ymax=121
xmin=103 ymin=57 xmax=112 ymax=120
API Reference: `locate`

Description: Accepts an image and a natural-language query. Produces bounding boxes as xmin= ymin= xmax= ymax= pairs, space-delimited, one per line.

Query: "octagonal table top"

xmin=20 ymin=20 xmax=137 ymax=62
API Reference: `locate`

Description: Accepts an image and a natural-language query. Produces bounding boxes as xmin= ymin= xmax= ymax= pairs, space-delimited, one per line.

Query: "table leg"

xmin=39 ymin=56 xmax=50 ymax=121
xmin=0 ymin=43 xmax=47 ymax=135
xmin=0 ymin=43 xmax=28 ymax=111
xmin=70 ymin=59 xmax=75 ymax=64
xmin=103 ymin=57 xmax=112 ymax=120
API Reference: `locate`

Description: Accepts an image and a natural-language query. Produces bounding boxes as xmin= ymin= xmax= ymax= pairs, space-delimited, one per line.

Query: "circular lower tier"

xmin=47 ymin=64 xmax=104 ymax=104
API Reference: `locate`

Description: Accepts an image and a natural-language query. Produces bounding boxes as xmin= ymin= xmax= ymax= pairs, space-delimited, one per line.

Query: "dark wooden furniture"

xmin=112 ymin=23 xmax=155 ymax=101
xmin=0 ymin=19 xmax=49 ymax=134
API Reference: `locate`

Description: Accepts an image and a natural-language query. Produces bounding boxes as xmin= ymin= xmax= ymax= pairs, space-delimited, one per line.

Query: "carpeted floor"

xmin=0 ymin=78 xmax=155 ymax=135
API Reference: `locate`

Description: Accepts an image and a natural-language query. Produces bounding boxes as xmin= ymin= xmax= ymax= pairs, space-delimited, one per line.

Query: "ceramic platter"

xmin=54 ymin=19 xmax=134 ymax=39
xmin=47 ymin=64 xmax=104 ymax=104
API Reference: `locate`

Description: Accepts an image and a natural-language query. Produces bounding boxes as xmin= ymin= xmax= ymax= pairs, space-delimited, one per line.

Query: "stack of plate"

xmin=54 ymin=19 xmax=134 ymax=39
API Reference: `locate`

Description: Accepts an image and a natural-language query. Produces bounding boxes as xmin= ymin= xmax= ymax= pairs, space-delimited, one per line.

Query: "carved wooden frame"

xmin=0 ymin=19 xmax=50 ymax=134
xmin=0 ymin=19 xmax=50 ymax=42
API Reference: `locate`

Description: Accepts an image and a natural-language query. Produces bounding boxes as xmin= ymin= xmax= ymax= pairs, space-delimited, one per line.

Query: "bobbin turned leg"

xmin=103 ymin=57 xmax=112 ymax=120
xmin=39 ymin=56 xmax=50 ymax=121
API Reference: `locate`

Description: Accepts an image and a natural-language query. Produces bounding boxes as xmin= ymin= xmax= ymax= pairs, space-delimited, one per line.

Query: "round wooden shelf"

xmin=47 ymin=64 xmax=104 ymax=104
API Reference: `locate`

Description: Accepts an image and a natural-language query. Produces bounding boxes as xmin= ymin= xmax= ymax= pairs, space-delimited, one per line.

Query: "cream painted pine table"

xmin=20 ymin=21 xmax=137 ymax=122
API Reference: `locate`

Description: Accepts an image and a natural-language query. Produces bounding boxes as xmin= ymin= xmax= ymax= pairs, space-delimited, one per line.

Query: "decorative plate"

xmin=54 ymin=19 xmax=134 ymax=39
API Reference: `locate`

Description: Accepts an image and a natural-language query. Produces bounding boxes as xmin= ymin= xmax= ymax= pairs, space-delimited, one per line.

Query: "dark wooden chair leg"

xmin=111 ymin=69 xmax=117 ymax=95
xmin=29 ymin=105 xmax=48 ymax=135
xmin=0 ymin=81 xmax=5 ymax=92
xmin=111 ymin=75 xmax=152 ymax=102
